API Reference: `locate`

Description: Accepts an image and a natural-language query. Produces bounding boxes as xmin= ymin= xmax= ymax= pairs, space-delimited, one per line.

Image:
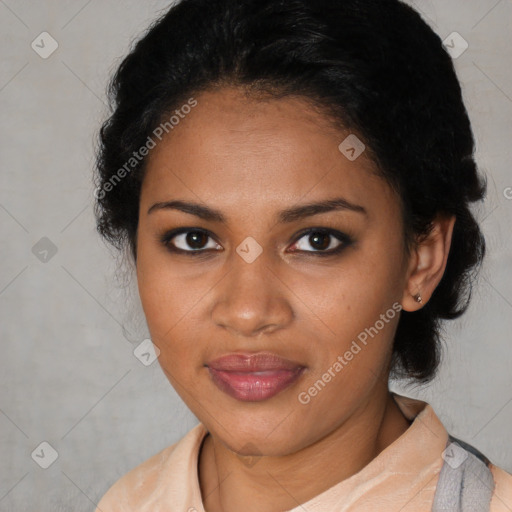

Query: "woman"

xmin=93 ymin=0 xmax=512 ymax=510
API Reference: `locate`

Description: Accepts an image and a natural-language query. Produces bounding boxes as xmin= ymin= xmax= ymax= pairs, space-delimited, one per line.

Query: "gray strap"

xmin=432 ymin=435 xmax=495 ymax=512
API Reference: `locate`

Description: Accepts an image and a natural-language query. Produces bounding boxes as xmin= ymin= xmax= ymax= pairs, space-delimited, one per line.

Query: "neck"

xmin=198 ymin=390 xmax=412 ymax=512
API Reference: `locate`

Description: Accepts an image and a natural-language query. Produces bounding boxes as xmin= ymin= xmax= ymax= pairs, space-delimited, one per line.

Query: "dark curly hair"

xmin=94 ymin=0 xmax=486 ymax=384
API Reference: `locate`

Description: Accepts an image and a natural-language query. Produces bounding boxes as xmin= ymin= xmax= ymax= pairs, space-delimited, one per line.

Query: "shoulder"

xmin=94 ymin=442 xmax=178 ymax=512
xmin=490 ymin=463 xmax=512 ymax=512
xmin=446 ymin=434 xmax=512 ymax=512
xmin=94 ymin=422 xmax=207 ymax=512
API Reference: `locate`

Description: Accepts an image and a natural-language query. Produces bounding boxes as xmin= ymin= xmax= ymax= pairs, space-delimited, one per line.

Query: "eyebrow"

xmin=147 ymin=197 xmax=367 ymax=223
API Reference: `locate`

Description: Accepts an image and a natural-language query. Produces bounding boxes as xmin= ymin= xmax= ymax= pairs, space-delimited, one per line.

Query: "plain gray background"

xmin=0 ymin=1 xmax=511 ymax=510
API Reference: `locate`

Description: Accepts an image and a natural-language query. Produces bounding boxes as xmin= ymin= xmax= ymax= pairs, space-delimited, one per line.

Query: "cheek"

xmin=295 ymin=281 xmax=399 ymax=421
xmin=136 ymin=228 xmax=194 ymax=332
xmin=137 ymin=266 xmax=201 ymax=391
xmin=136 ymin=236 xmax=210 ymax=380
xmin=136 ymin=239 xmax=186 ymax=357
xmin=291 ymin=247 xmax=402 ymax=343
xmin=292 ymin=244 xmax=403 ymax=389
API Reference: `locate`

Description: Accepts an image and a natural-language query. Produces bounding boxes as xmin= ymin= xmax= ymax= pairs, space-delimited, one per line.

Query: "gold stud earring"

xmin=413 ymin=293 xmax=423 ymax=304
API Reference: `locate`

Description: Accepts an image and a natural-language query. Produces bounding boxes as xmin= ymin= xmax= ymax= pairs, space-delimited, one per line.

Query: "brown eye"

xmin=161 ymin=228 xmax=222 ymax=253
xmin=184 ymin=231 xmax=209 ymax=249
xmin=308 ymin=232 xmax=332 ymax=251
xmin=289 ymin=228 xmax=353 ymax=255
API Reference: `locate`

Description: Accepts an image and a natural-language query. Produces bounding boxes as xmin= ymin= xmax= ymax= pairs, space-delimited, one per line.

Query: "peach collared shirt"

xmin=95 ymin=393 xmax=512 ymax=512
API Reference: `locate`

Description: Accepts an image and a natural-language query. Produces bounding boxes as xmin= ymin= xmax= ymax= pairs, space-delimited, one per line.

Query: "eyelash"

xmin=158 ymin=227 xmax=354 ymax=257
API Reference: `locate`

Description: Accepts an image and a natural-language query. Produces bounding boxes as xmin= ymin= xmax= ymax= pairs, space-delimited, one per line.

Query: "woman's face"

xmin=136 ymin=87 xmax=413 ymax=455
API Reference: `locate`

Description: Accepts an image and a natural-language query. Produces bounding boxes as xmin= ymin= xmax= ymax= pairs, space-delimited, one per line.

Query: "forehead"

xmin=141 ymin=87 xmax=393 ymax=216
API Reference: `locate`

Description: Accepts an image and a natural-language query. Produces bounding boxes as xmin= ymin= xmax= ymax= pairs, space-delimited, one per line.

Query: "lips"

xmin=206 ymin=352 xmax=306 ymax=402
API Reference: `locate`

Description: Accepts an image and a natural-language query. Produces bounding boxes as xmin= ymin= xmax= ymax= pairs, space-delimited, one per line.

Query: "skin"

xmin=135 ymin=86 xmax=456 ymax=512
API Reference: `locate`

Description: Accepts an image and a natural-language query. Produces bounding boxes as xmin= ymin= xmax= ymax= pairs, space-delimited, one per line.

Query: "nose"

xmin=210 ymin=247 xmax=294 ymax=338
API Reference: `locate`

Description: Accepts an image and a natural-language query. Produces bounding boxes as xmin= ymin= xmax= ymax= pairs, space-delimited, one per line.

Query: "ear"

xmin=401 ymin=214 xmax=456 ymax=312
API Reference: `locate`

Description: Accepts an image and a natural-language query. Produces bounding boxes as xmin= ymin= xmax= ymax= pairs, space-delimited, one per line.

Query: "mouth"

xmin=206 ymin=352 xmax=306 ymax=402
